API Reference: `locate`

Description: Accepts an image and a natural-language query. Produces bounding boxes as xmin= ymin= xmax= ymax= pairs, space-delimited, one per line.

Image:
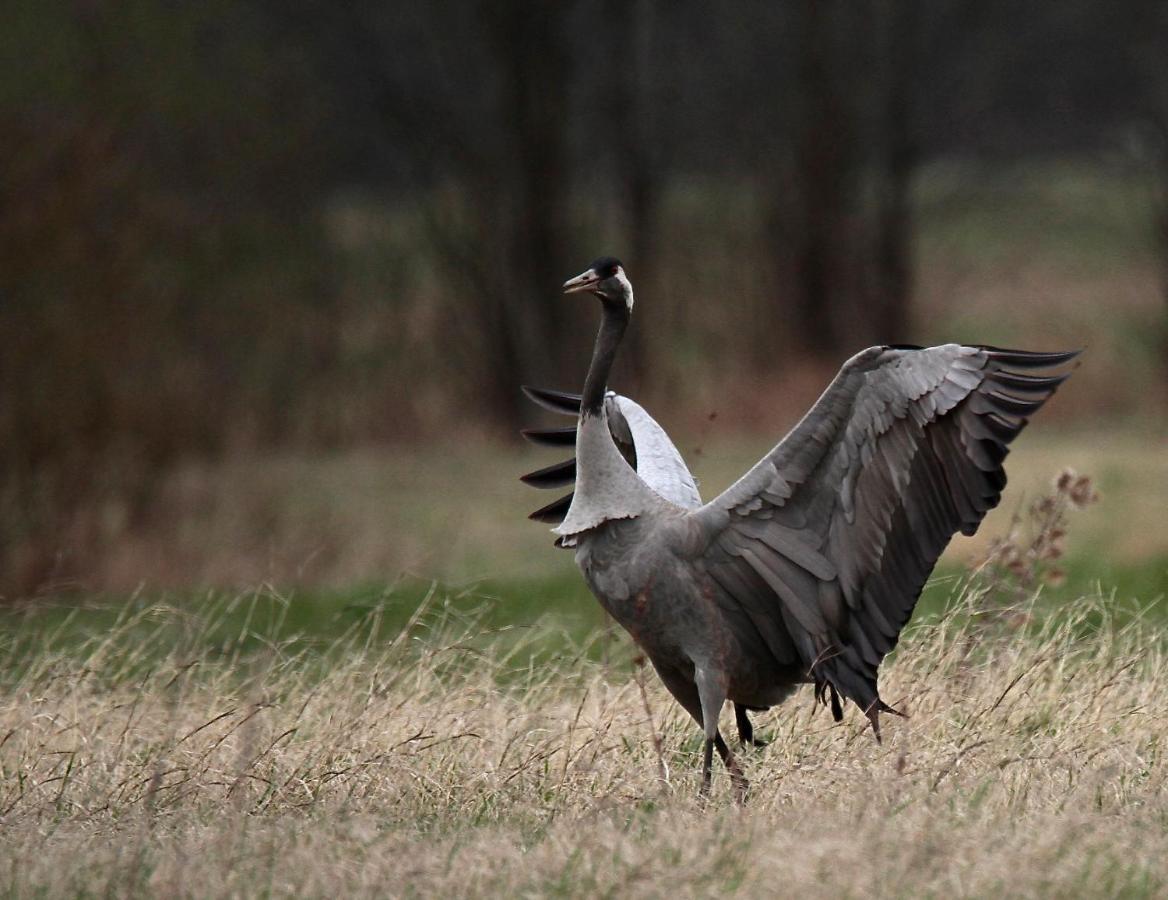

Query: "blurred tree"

xmin=1 ymin=0 xmax=1165 ymax=594
xmin=868 ymin=0 xmax=919 ymax=346
xmin=770 ymin=0 xmax=918 ymax=359
xmin=374 ymin=2 xmax=581 ymax=431
xmin=0 ymin=1 xmax=339 ymax=593
xmin=1131 ymin=0 xmax=1168 ymax=401
xmin=784 ymin=0 xmax=860 ymax=354
xmin=602 ymin=0 xmax=667 ymax=389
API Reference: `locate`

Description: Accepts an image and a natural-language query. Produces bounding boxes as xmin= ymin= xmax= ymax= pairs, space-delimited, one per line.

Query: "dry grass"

xmin=2 ymin=583 xmax=1166 ymax=898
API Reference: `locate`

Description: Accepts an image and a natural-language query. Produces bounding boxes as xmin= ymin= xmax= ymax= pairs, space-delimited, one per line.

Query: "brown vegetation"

xmin=23 ymin=432 xmax=1157 ymax=594
xmin=1 ymin=583 xmax=1164 ymax=896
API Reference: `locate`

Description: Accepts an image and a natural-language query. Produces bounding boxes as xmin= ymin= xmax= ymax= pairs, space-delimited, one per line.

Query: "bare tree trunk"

xmin=378 ymin=4 xmax=578 ymax=432
xmin=608 ymin=0 xmax=662 ymax=392
xmin=870 ymin=0 xmax=918 ymax=345
xmin=1133 ymin=2 xmax=1168 ymax=414
xmin=483 ymin=4 xmax=576 ymax=428
xmin=1152 ymin=137 xmax=1168 ymax=413
xmin=788 ymin=0 xmax=853 ymax=358
xmin=774 ymin=0 xmax=918 ymax=358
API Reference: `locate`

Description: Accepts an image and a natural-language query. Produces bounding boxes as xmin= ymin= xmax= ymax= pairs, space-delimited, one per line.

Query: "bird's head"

xmin=562 ymin=257 xmax=633 ymax=312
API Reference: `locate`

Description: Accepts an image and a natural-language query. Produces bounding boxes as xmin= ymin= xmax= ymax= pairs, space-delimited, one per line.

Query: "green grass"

xmin=6 ymin=550 xmax=1163 ymax=683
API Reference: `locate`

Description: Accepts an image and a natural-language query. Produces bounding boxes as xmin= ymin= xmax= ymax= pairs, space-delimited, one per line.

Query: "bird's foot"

xmin=727 ymin=761 xmax=749 ymax=805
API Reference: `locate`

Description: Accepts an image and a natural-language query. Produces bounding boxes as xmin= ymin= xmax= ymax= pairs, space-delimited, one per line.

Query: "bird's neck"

xmin=581 ymin=305 xmax=629 ymax=417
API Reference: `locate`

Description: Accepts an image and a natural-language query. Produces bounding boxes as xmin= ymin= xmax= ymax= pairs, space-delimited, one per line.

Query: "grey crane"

xmin=520 ymin=256 xmax=1077 ymax=798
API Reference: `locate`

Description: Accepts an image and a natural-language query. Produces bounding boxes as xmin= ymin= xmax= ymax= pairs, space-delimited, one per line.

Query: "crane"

xmin=521 ymin=256 xmax=1077 ymax=798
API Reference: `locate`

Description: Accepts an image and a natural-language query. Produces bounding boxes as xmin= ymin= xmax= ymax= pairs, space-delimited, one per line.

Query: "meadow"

xmin=3 ymin=163 xmax=1167 ymax=896
xmin=2 ymin=564 xmax=1166 ymax=897
xmin=2 ymin=455 xmax=1166 ymax=897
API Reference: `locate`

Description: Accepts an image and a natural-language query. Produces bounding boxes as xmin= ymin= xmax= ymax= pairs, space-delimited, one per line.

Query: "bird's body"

xmin=522 ymin=257 xmax=1077 ymax=797
xmin=576 ymin=510 xmax=804 ymax=708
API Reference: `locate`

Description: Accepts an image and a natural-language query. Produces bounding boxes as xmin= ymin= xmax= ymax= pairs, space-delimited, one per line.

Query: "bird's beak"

xmin=562 ymin=268 xmax=600 ymax=295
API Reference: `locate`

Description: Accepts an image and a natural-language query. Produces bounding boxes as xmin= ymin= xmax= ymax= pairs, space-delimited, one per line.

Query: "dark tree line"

xmin=357 ymin=0 xmax=1164 ymax=424
xmin=1 ymin=0 xmax=1166 ymax=593
xmin=1132 ymin=2 xmax=1168 ymax=393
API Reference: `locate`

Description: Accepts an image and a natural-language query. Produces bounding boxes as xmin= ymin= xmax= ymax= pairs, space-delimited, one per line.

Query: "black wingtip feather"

xmin=521 ymin=386 xmax=582 ymax=416
xmin=985 ymin=369 xmax=1072 ymax=394
xmin=983 ymin=411 xmax=1024 ymax=443
xmin=529 ymin=493 xmax=573 ymax=523
xmin=519 ymin=458 xmax=577 ymax=489
xmin=520 ymin=426 xmax=578 ymax=447
xmin=984 ymin=389 xmax=1049 ymax=417
xmin=978 ymin=438 xmax=1009 ymax=471
xmin=980 ymin=347 xmax=1082 ymax=368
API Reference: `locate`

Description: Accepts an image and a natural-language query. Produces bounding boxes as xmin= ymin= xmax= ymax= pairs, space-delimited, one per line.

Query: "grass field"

xmin=4 ymin=161 xmax=1166 ymax=896
xmin=2 ymin=577 xmax=1166 ymax=897
xmin=2 ymin=462 xmax=1166 ymax=897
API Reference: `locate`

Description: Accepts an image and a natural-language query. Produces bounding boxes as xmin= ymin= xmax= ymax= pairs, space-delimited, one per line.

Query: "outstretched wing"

xmin=688 ymin=344 xmax=1077 ymax=732
xmin=520 ymin=387 xmax=701 ymax=525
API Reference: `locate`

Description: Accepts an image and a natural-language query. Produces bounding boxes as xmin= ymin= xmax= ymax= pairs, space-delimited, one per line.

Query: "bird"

xmin=520 ymin=256 xmax=1077 ymax=799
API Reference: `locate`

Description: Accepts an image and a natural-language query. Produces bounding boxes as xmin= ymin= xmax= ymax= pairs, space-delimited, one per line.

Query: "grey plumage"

xmin=522 ymin=259 xmax=1077 ymax=799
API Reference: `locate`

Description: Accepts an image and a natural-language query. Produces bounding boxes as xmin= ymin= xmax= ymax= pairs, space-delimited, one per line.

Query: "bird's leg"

xmin=701 ymin=738 xmax=715 ymax=796
xmin=694 ymin=667 xmax=748 ymax=802
xmin=695 ymin=667 xmax=724 ymax=798
xmin=714 ymin=732 xmax=749 ymax=804
xmin=658 ymin=665 xmax=749 ymax=801
xmin=734 ymin=704 xmax=753 ymax=745
xmin=734 ymin=704 xmax=768 ymax=749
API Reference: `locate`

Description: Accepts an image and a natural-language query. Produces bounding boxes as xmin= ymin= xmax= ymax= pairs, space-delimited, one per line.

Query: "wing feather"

xmin=708 ymin=562 xmax=802 ymax=664
xmin=520 ymin=389 xmax=701 ymax=525
xmin=686 ymin=344 xmax=1077 ymax=728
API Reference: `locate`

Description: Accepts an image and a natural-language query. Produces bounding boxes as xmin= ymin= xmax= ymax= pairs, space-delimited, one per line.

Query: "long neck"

xmin=581 ymin=304 xmax=629 ymax=416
